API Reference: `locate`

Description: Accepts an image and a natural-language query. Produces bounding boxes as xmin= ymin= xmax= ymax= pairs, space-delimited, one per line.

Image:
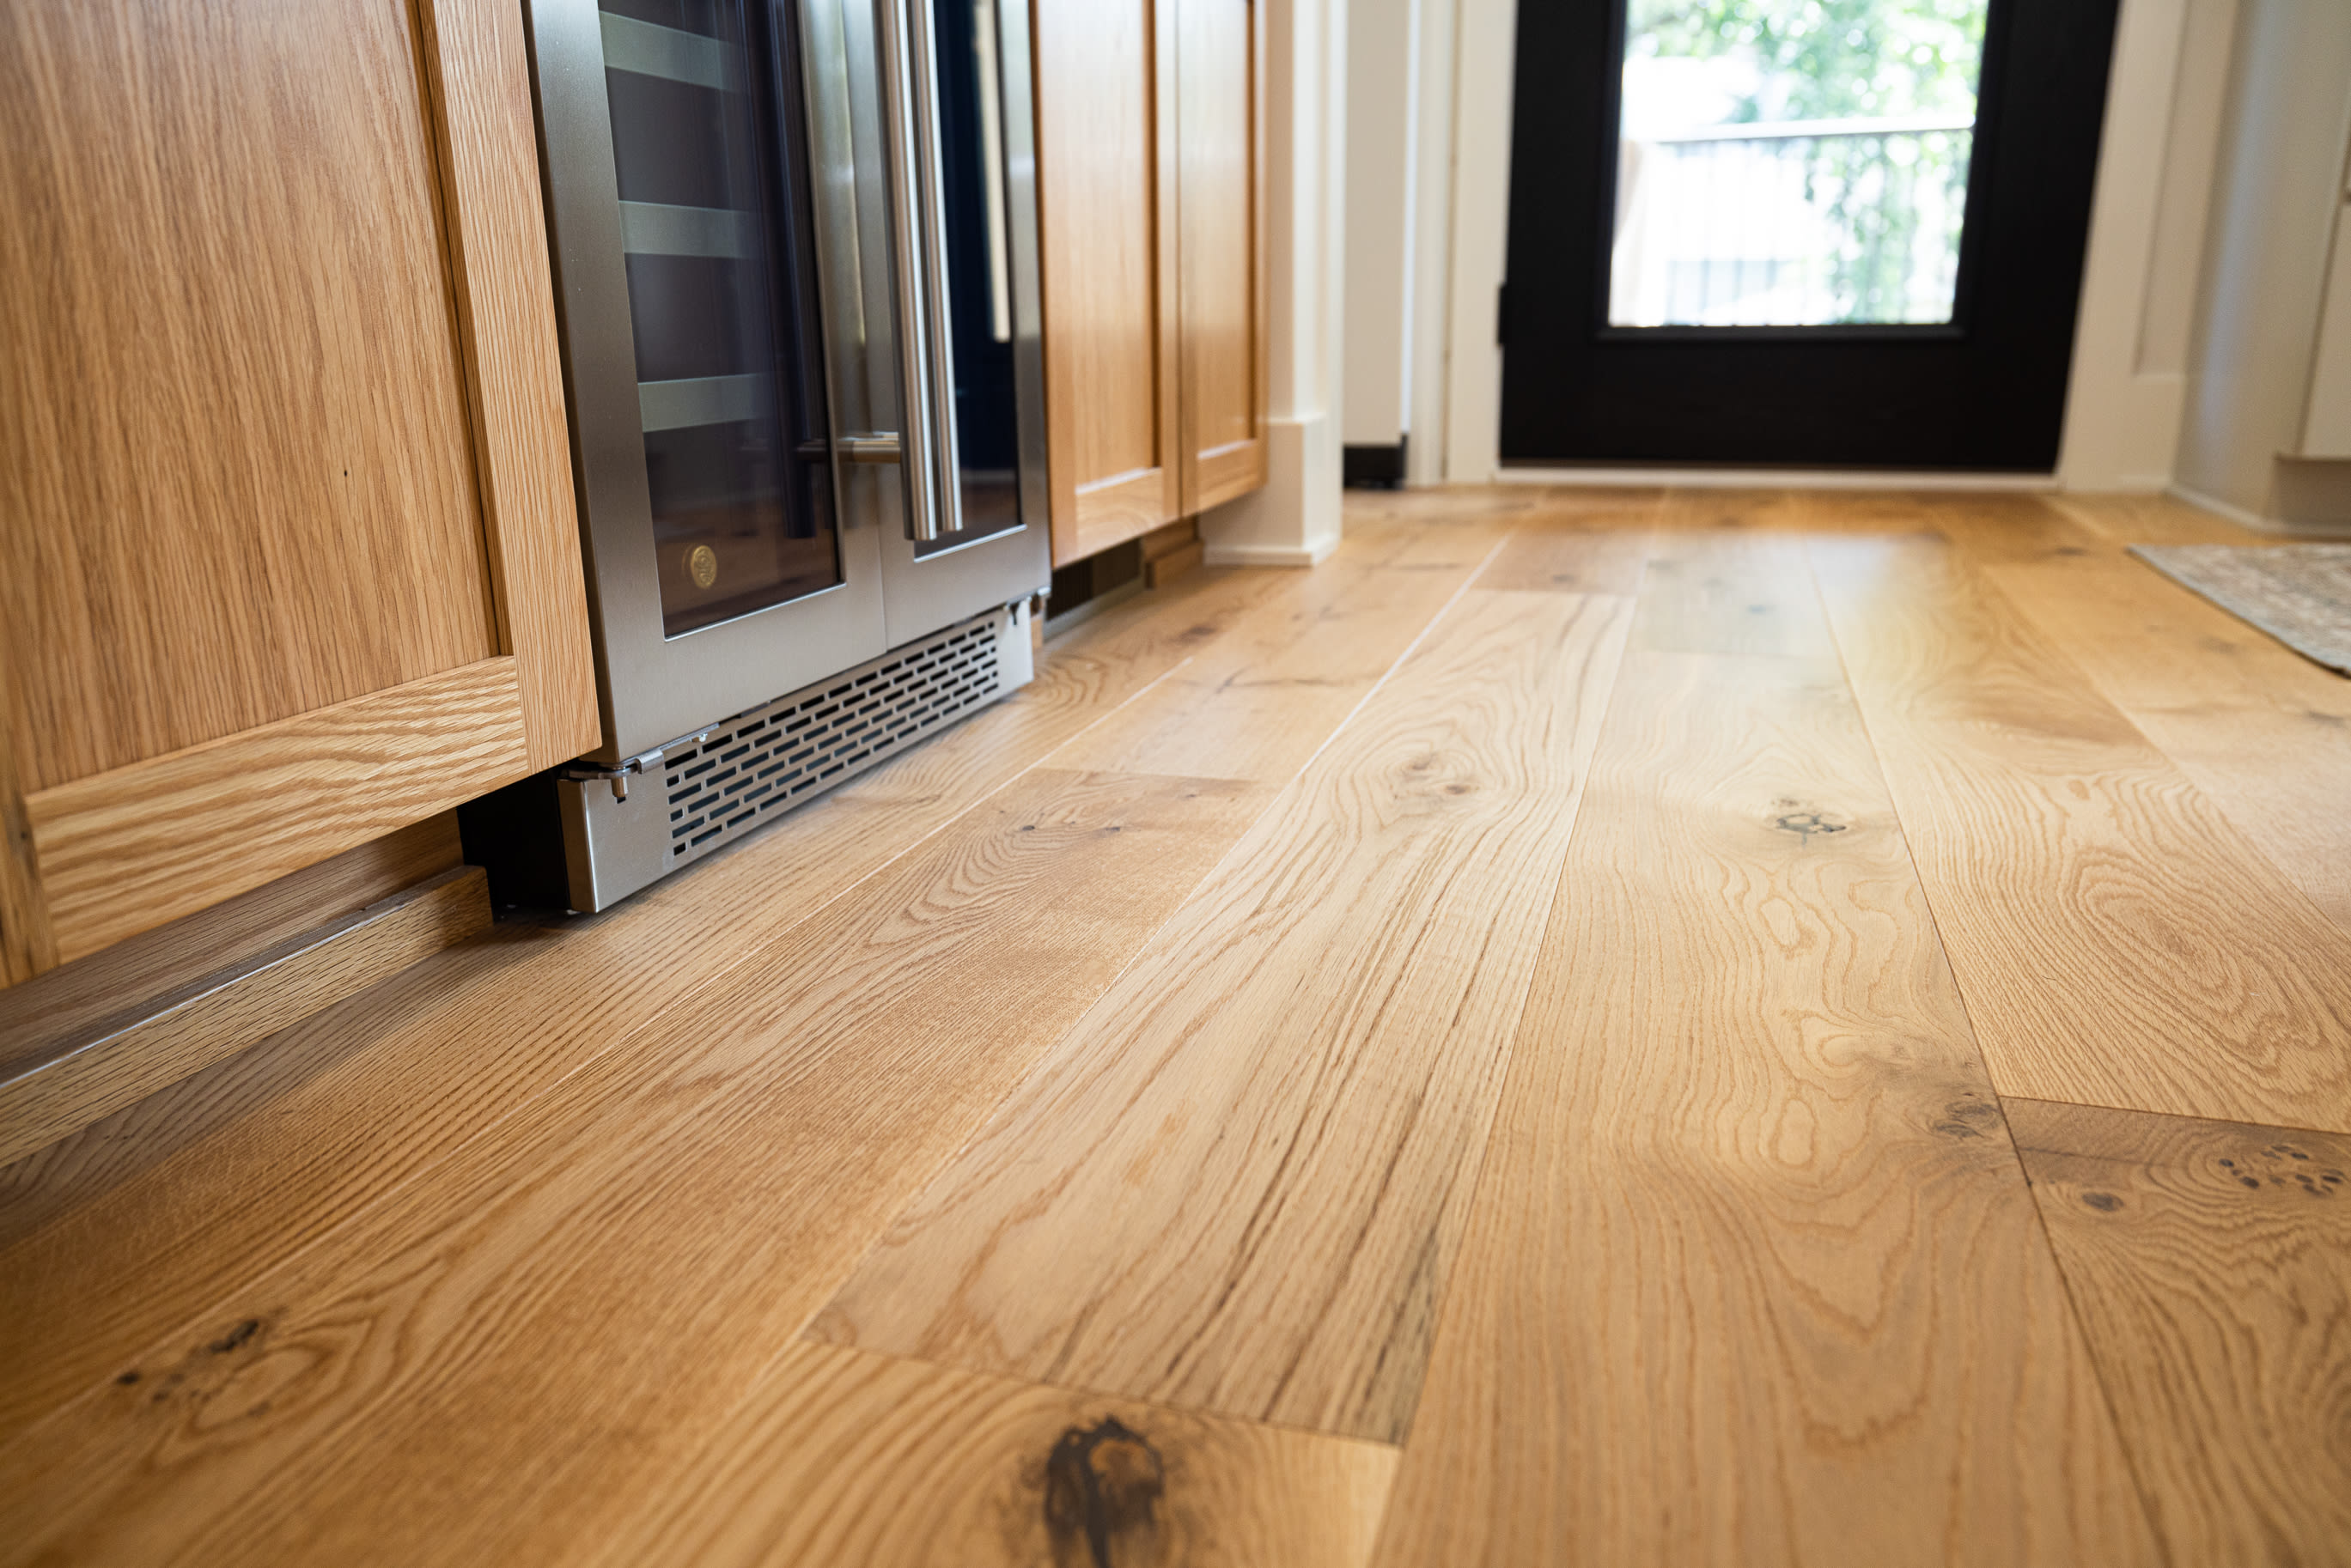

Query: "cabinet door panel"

xmin=0 ymin=0 xmax=594 ymax=981
xmin=1177 ymin=0 xmax=1265 ymax=514
xmin=0 ymin=0 xmax=501 ymax=792
xmin=1036 ymin=0 xmax=1184 ymax=565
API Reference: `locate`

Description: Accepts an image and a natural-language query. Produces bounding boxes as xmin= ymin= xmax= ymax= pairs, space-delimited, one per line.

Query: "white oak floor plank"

xmin=577 ymin=1340 xmax=1400 ymax=1568
xmin=1812 ymin=532 xmax=2351 ymax=1131
xmin=1050 ymin=516 xmax=1520 ymax=784
xmin=2008 ymin=1098 xmax=2351 ymax=1568
xmin=813 ymin=586 xmax=1634 ymax=1443
xmin=1371 ymin=579 xmax=2157 ymax=1565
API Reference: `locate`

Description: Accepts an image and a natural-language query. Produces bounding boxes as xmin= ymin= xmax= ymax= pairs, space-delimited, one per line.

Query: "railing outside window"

xmin=1610 ymin=112 xmax=1977 ymax=327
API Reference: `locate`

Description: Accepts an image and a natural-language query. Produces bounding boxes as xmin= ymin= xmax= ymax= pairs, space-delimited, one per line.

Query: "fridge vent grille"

xmin=660 ymin=617 xmax=1003 ymax=866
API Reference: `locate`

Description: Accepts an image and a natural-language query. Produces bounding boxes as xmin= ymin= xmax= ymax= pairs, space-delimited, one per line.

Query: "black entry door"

xmin=1500 ymin=0 xmax=2119 ymax=471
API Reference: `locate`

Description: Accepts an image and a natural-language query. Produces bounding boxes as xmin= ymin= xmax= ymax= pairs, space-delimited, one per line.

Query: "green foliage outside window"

xmin=1628 ymin=0 xmax=1989 ymax=321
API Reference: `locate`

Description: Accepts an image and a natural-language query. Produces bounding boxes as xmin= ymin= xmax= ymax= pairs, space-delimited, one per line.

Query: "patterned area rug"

xmin=2130 ymin=544 xmax=2351 ymax=675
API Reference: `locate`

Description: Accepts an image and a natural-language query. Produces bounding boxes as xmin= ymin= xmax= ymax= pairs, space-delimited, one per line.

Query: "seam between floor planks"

xmin=1785 ymin=507 xmax=2170 ymax=1549
xmin=2001 ymin=1095 xmax=2351 ymax=1565
xmin=571 ymin=1339 xmax=1406 ymax=1568
xmin=0 ymin=768 xmax=1281 ymax=1566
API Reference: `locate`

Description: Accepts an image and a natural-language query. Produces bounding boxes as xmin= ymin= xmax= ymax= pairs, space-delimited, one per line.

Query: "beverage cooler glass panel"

xmin=599 ymin=0 xmax=843 ymax=635
xmin=498 ymin=0 xmax=1048 ymax=911
xmin=925 ymin=0 xmax=1024 ymax=548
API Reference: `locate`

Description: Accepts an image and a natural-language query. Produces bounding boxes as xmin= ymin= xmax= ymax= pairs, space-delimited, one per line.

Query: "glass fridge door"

xmin=598 ymin=0 xmax=842 ymax=636
xmin=924 ymin=0 xmax=1023 ymax=549
xmin=868 ymin=0 xmax=1051 ymax=646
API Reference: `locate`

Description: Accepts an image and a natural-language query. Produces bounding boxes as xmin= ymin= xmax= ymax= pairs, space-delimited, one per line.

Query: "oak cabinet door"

xmin=1034 ymin=0 xmax=1186 ymax=567
xmin=0 ymin=0 xmax=598 ymax=981
xmin=1175 ymin=0 xmax=1268 ymax=514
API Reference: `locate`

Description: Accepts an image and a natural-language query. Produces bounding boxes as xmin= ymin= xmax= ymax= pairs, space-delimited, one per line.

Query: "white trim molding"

xmin=1496 ymin=466 xmax=2062 ymax=491
xmin=2169 ymin=480 xmax=2351 ymax=537
xmin=1203 ymin=415 xmax=1344 ymax=565
xmin=1437 ymin=0 xmax=1515 ymax=485
xmin=1199 ymin=0 xmax=1349 ymax=563
xmin=1426 ymin=0 xmax=2239 ymax=493
xmin=2059 ymin=0 xmax=2239 ymax=491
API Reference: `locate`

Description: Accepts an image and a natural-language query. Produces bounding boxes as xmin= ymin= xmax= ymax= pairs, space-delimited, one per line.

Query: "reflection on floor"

xmin=3 ymin=489 xmax=2346 ymax=1566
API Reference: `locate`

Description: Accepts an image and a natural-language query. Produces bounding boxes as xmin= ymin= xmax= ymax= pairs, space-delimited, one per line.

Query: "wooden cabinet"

xmin=1175 ymin=0 xmax=1269 ymax=516
xmin=0 ymin=0 xmax=599 ymax=982
xmin=1033 ymin=0 xmax=1267 ymax=568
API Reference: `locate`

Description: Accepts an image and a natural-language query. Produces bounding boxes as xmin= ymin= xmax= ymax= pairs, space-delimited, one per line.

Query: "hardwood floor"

xmin=2 ymin=489 xmax=2344 ymax=1566
xmin=817 ymin=586 xmax=1630 ymax=1442
xmin=2007 ymin=1098 xmax=2351 ymax=1566
xmin=1368 ymin=540 xmax=2154 ymax=1567
xmin=1814 ymin=532 xmax=2351 ymax=1130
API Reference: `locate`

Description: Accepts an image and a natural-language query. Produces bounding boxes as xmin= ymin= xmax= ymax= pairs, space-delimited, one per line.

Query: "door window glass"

xmin=1611 ymin=0 xmax=1991 ymax=327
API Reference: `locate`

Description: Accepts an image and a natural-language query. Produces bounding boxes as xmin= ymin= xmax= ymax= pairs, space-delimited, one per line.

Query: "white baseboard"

xmin=1203 ymin=538 xmax=1339 ymax=568
xmin=1198 ymin=414 xmax=1343 ymax=566
xmin=2166 ymin=482 xmax=2351 ymax=538
xmin=1493 ymin=465 xmax=2060 ymax=491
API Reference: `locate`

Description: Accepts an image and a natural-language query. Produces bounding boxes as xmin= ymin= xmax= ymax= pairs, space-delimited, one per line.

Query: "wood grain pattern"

xmin=1050 ymin=524 xmax=1514 ymax=782
xmin=0 ymin=0 xmax=500 ymax=794
xmin=0 ymin=816 xmax=460 ymax=1073
xmin=12 ymin=486 xmax=2351 ymax=1566
xmin=2008 ymin=1097 xmax=2351 ymax=1568
xmin=1370 ymin=617 xmax=2156 ymax=1565
xmin=816 ymin=588 xmax=1631 ymax=1442
xmin=0 ymin=703 xmax=56 ymax=986
xmin=414 ymin=0 xmax=600 ymax=769
xmin=1037 ymin=0 xmax=1182 ymax=565
xmin=1070 ymin=469 xmax=1179 ymax=565
xmin=2049 ymin=489 xmax=2279 ymax=547
xmin=1812 ymin=535 xmax=2351 ymax=1132
xmin=576 ymin=1340 xmax=1398 ymax=1568
xmin=1958 ymin=529 xmax=2351 ymax=933
xmin=1471 ymin=515 xmax=1656 ymax=596
xmin=1634 ymin=532 xmax=1839 ymax=658
xmin=0 ymin=769 xmax=1274 ymax=1568
xmin=24 ymin=658 xmax=527 ymax=964
xmin=0 ymin=559 xmax=1297 ymax=1444
xmin=0 ymin=868 xmax=490 ymax=1170
xmin=1177 ymin=0 xmax=1267 ymax=514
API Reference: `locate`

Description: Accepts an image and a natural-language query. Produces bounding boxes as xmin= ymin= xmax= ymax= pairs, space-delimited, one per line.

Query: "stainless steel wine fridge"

xmin=467 ymin=0 xmax=1051 ymax=910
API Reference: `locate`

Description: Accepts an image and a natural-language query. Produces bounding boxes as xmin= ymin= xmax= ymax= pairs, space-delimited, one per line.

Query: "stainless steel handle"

xmin=875 ymin=0 xmax=964 ymax=543
xmin=837 ymin=432 xmax=903 ymax=463
xmin=973 ymin=0 xmax=1012 ymax=343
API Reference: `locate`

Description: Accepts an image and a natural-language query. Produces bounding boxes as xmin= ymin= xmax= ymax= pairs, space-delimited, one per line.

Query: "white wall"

xmin=2172 ymin=0 xmax=2351 ymax=522
xmin=1436 ymin=0 xmax=1514 ymax=483
xmin=1342 ymin=0 xmax=1416 ymax=451
xmin=1403 ymin=0 xmax=1457 ymax=483
xmin=1400 ymin=0 xmax=2240 ymax=488
xmin=2058 ymin=0 xmax=2241 ymax=491
xmin=1202 ymin=0 xmax=1350 ymax=564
